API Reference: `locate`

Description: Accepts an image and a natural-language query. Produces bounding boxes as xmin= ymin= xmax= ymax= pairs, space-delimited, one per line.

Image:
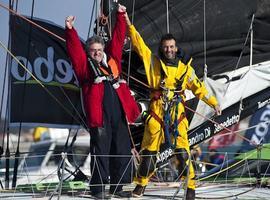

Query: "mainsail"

xmin=188 ymin=62 xmax=270 ymax=147
xmin=121 ymin=0 xmax=270 ymax=77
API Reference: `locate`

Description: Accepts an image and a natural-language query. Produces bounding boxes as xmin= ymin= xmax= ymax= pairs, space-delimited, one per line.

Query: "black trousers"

xmin=89 ymin=82 xmax=132 ymax=194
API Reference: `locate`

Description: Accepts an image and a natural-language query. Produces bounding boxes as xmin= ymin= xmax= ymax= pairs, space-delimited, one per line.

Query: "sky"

xmin=0 ymin=0 xmax=96 ymax=118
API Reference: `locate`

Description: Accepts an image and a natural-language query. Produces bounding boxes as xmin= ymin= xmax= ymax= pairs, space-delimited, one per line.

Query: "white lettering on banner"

xmin=189 ymin=132 xmax=205 ymax=146
xmin=204 ymin=127 xmax=211 ymax=138
xmin=55 ymin=59 xmax=78 ymax=85
xmin=156 ymin=148 xmax=173 ymax=163
xmin=34 ymin=47 xmax=54 ymax=82
xmin=11 ymin=56 xmax=33 ymax=81
xmin=251 ymin=105 xmax=270 ymax=145
xmin=258 ymin=97 xmax=270 ymax=109
xmin=214 ymin=115 xmax=240 ymax=133
xmin=11 ymin=47 xmax=79 ymax=86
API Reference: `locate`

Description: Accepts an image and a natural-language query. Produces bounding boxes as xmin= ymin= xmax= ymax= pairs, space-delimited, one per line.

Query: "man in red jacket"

xmin=65 ymin=4 xmax=140 ymax=198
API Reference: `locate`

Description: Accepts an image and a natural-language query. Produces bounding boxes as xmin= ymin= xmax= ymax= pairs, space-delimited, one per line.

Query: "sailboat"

xmin=0 ymin=0 xmax=270 ymax=199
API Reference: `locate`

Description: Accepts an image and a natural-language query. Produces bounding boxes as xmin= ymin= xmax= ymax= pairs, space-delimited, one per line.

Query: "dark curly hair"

xmin=158 ymin=33 xmax=177 ymax=57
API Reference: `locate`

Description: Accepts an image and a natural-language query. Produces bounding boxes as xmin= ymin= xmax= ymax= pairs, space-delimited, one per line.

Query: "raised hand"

xmin=65 ymin=15 xmax=75 ymax=29
xmin=124 ymin=12 xmax=131 ymax=26
xmin=118 ymin=4 xmax=126 ymax=13
xmin=214 ymin=104 xmax=222 ymax=116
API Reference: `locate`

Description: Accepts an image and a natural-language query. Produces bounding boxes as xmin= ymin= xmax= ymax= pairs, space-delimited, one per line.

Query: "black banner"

xmin=9 ymin=15 xmax=85 ymax=128
xmin=188 ymin=87 xmax=270 ymax=147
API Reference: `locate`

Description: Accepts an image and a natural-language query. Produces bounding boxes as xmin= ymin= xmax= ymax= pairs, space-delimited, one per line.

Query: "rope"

xmin=4 ymin=89 xmax=10 ymax=189
xmin=166 ymin=0 xmax=170 ymax=33
xmin=195 ymin=187 xmax=255 ymax=199
xmin=249 ymin=14 xmax=255 ymax=66
xmin=127 ymin=0 xmax=136 ymax=85
xmin=224 ymin=14 xmax=255 ymax=96
xmin=184 ymin=105 xmax=256 ymax=146
xmin=203 ymin=0 xmax=207 ymax=78
xmin=0 ymin=2 xmax=89 ymax=129
xmin=1 ymin=3 xmax=265 ymax=189
xmin=0 ymin=39 xmax=88 ymax=129
xmin=12 ymin=0 xmax=36 ymax=189
xmin=198 ymin=150 xmax=256 ymax=181
xmin=0 ymin=26 xmax=10 ymax=149
xmin=212 ymin=119 xmax=270 ymax=137
xmin=125 ymin=116 xmax=140 ymax=163
xmin=0 ymin=3 xmax=65 ymax=42
xmin=4 ymin=0 xmax=17 ymax=189
xmin=108 ymin=0 xmax=112 ymax=38
xmin=122 ymin=71 xmax=149 ymax=88
xmin=125 ymin=72 xmax=258 ymax=147
xmin=87 ymin=0 xmax=96 ymax=39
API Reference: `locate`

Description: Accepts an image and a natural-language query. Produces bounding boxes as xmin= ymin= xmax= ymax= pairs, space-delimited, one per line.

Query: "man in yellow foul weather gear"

xmin=125 ymin=14 xmax=221 ymax=200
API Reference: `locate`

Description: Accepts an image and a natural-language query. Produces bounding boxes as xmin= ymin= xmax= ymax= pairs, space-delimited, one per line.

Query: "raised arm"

xmin=125 ymin=13 xmax=161 ymax=87
xmin=125 ymin=14 xmax=152 ymax=67
xmin=106 ymin=4 xmax=127 ymax=72
xmin=65 ymin=16 xmax=89 ymax=84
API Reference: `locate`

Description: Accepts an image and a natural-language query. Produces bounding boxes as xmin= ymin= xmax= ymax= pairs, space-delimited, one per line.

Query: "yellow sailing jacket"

xmin=128 ymin=25 xmax=218 ymax=112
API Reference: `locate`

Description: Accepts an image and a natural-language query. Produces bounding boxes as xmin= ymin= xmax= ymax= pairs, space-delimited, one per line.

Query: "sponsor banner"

xmin=9 ymin=15 xmax=85 ymax=127
xmin=242 ymin=104 xmax=270 ymax=151
xmin=188 ymin=87 xmax=270 ymax=147
xmin=208 ymin=124 xmax=238 ymax=150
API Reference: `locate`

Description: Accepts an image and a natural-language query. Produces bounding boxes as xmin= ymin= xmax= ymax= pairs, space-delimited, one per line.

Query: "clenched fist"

xmin=65 ymin=15 xmax=75 ymax=29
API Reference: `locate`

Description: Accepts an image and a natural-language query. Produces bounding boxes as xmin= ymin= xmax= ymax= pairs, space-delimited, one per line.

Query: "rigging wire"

xmin=12 ymin=0 xmax=36 ymax=189
xmin=0 ymin=2 xmax=141 ymax=183
xmin=30 ymin=46 xmax=88 ymax=129
xmin=4 ymin=87 xmax=10 ymax=189
xmin=3 ymin=0 xmax=17 ymax=189
xmin=166 ymin=0 xmax=170 ymax=33
xmin=96 ymin=0 xmax=99 ymax=36
xmin=87 ymin=0 xmax=96 ymax=39
xmin=0 ymin=40 xmax=88 ymax=130
xmin=223 ymin=14 xmax=255 ymax=96
xmin=184 ymin=105 xmax=255 ymax=146
xmin=0 ymin=24 xmax=11 ymax=150
xmin=233 ymin=14 xmax=256 ymax=124
xmin=127 ymin=0 xmax=136 ymax=85
xmin=108 ymin=0 xmax=112 ymax=38
xmin=0 ymin=3 xmax=65 ymax=42
xmin=198 ymin=150 xmax=256 ymax=181
xmin=249 ymin=14 xmax=254 ymax=67
xmin=0 ymin=0 xmax=264 ymax=174
xmin=124 ymin=69 xmax=261 ymax=147
xmin=123 ymin=73 xmax=257 ymax=147
xmin=203 ymin=0 xmax=207 ymax=78
xmin=0 ymin=2 xmax=89 ymax=129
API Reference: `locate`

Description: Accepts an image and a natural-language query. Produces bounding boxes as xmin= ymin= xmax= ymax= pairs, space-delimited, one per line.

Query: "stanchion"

xmin=256 ymin=143 xmax=262 ymax=187
xmin=49 ymin=152 xmax=67 ymax=200
xmin=171 ymin=153 xmax=191 ymax=200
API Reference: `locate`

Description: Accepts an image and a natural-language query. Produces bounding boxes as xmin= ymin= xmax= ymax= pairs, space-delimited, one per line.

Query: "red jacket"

xmin=65 ymin=12 xmax=140 ymax=128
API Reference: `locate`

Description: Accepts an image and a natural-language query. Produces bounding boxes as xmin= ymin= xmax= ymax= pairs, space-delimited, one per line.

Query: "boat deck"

xmin=1 ymin=182 xmax=269 ymax=199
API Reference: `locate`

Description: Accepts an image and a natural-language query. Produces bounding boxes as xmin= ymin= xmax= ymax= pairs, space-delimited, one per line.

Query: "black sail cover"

xmin=119 ymin=0 xmax=270 ymax=147
xmin=9 ymin=15 xmax=85 ymax=127
xmin=121 ymin=0 xmax=270 ymax=78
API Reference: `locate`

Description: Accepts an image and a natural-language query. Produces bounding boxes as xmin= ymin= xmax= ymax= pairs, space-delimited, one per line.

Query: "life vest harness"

xmin=87 ymin=57 xmax=125 ymax=89
xmin=148 ymin=62 xmax=188 ymax=149
xmin=150 ymin=88 xmax=186 ymax=168
xmin=150 ymin=88 xmax=185 ymax=149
